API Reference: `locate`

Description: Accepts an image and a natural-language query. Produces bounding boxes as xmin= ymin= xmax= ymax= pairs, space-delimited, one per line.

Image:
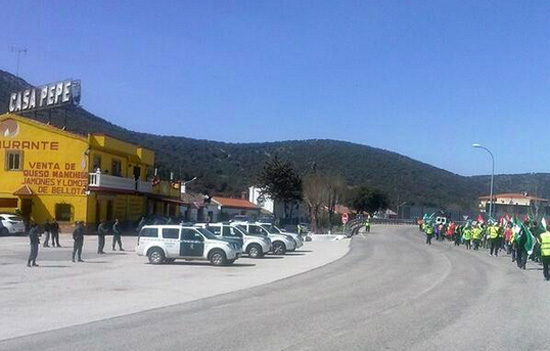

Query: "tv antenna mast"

xmin=10 ymin=46 xmax=27 ymax=76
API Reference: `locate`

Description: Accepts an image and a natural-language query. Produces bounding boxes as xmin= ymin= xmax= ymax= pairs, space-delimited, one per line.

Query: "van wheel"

xmin=148 ymin=248 xmax=165 ymax=264
xmin=272 ymin=241 xmax=286 ymax=255
xmin=0 ymin=228 xmax=8 ymax=236
xmin=247 ymin=243 xmax=263 ymax=258
xmin=209 ymin=249 xmax=227 ymax=266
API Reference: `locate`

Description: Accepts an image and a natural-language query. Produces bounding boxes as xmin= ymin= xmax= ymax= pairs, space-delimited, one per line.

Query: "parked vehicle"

xmin=195 ymin=222 xmax=271 ymax=258
xmin=0 ymin=214 xmax=26 ymax=236
xmin=261 ymin=223 xmax=304 ymax=250
xmin=136 ymin=225 xmax=242 ymax=266
xmin=234 ymin=222 xmax=295 ymax=255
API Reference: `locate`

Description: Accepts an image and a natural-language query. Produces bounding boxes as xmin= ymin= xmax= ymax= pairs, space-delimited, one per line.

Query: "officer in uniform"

xmin=112 ymin=219 xmax=124 ymax=251
xmin=43 ymin=219 xmax=51 ymax=247
xmin=51 ymin=218 xmax=61 ymax=247
xmin=27 ymin=223 xmax=41 ymax=267
xmin=97 ymin=220 xmax=108 ymax=254
xmin=72 ymin=221 xmax=85 ymax=262
xmin=365 ymin=219 xmax=371 ymax=233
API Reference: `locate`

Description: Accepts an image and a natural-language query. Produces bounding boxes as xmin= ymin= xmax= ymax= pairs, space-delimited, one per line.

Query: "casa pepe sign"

xmin=8 ymin=79 xmax=81 ymax=113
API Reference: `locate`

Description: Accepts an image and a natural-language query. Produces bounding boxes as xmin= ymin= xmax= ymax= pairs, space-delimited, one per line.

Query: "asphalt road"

xmin=3 ymin=225 xmax=550 ymax=351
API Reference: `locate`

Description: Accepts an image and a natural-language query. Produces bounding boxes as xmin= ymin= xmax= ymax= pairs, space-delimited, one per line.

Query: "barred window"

xmin=5 ymin=150 xmax=23 ymax=171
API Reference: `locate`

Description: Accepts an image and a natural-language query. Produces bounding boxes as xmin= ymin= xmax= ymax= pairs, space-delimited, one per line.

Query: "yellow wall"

xmin=0 ymin=114 xmax=89 ymax=224
xmin=0 ymin=114 xmax=177 ymax=229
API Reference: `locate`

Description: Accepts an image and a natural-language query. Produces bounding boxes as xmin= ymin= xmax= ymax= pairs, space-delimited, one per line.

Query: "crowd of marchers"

xmin=420 ymin=215 xmax=550 ymax=281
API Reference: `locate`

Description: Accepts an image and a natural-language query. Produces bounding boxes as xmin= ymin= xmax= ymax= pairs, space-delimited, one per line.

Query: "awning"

xmin=147 ymin=194 xmax=187 ymax=205
xmin=13 ymin=185 xmax=33 ymax=196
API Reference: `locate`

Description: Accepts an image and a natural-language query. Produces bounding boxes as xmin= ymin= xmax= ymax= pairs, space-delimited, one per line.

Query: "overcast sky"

xmin=1 ymin=0 xmax=549 ymax=176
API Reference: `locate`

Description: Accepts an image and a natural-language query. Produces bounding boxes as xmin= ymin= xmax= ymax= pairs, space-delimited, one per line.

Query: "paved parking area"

xmin=0 ymin=234 xmax=350 ymax=341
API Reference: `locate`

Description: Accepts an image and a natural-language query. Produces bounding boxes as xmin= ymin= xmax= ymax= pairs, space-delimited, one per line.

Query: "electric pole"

xmin=10 ymin=46 xmax=27 ymax=76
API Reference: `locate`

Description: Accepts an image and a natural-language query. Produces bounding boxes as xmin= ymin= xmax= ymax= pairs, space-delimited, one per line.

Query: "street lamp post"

xmin=472 ymin=143 xmax=495 ymax=219
xmin=181 ymin=176 xmax=197 ymax=194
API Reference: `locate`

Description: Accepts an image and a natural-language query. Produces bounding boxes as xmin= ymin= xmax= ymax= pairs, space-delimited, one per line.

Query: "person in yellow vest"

xmin=539 ymin=229 xmax=550 ymax=281
xmin=462 ymin=226 xmax=472 ymax=250
xmin=488 ymin=222 xmax=501 ymax=256
xmin=424 ymin=223 xmax=434 ymax=245
xmin=472 ymin=224 xmax=483 ymax=250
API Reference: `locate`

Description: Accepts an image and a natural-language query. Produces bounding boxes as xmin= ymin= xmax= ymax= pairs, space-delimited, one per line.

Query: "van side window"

xmin=140 ymin=228 xmax=158 ymax=238
xmin=181 ymin=229 xmax=196 ymax=240
xmin=210 ymin=226 xmax=222 ymax=235
xmin=225 ymin=227 xmax=242 ymax=238
xmin=248 ymin=225 xmax=262 ymax=235
xmin=162 ymin=228 xmax=179 ymax=239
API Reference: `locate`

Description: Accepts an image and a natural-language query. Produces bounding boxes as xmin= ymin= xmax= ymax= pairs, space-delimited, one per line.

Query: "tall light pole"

xmin=181 ymin=176 xmax=197 ymax=194
xmin=472 ymin=143 xmax=495 ymax=219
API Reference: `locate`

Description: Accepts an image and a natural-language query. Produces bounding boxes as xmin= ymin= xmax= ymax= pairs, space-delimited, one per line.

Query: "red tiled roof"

xmin=334 ymin=204 xmax=352 ymax=214
xmin=213 ymin=196 xmax=259 ymax=209
xmin=479 ymin=193 xmax=548 ymax=202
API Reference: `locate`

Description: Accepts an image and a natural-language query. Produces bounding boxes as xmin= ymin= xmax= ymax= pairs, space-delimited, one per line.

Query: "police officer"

xmin=72 ymin=221 xmax=85 ymax=262
xmin=43 ymin=219 xmax=51 ymax=248
xmin=112 ymin=219 xmax=124 ymax=251
xmin=50 ymin=218 xmax=61 ymax=247
xmin=539 ymin=228 xmax=550 ymax=281
xmin=97 ymin=220 xmax=108 ymax=254
xmin=27 ymin=223 xmax=40 ymax=267
xmin=365 ymin=219 xmax=371 ymax=233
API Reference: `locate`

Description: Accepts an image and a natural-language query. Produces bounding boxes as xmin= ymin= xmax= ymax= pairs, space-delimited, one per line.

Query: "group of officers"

xmin=27 ymin=219 xmax=125 ymax=267
xmin=421 ymin=218 xmax=550 ymax=280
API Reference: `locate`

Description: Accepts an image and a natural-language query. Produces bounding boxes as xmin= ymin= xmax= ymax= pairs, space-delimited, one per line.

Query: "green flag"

xmin=518 ymin=220 xmax=536 ymax=255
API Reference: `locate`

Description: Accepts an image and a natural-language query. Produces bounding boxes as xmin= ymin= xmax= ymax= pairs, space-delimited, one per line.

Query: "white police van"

xmin=233 ymin=222 xmax=295 ymax=255
xmin=195 ymin=223 xmax=271 ymax=258
xmin=136 ymin=225 xmax=242 ymax=266
xmin=259 ymin=223 xmax=303 ymax=250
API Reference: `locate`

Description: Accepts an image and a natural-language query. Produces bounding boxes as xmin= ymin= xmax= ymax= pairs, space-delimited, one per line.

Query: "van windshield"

xmin=196 ymin=228 xmax=218 ymax=240
xmin=261 ymin=224 xmax=278 ymax=234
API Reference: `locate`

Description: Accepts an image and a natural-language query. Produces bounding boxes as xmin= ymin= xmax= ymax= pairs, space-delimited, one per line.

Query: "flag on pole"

xmin=517 ymin=220 xmax=536 ymax=255
xmin=477 ymin=214 xmax=485 ymax=224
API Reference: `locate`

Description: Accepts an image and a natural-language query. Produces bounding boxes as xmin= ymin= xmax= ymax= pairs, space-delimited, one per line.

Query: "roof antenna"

xmin=10 ymin=46 xmax=27 ymax=76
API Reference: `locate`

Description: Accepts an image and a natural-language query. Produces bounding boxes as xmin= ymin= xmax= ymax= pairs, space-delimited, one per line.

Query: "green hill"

xmin=2 ymin=70 xmax=547 ymax=210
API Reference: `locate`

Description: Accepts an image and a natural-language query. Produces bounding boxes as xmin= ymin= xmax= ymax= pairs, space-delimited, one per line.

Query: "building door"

xmin=106 ymin=201 xmax=113 ymax=221
xmin=133 ymin=167 xmax=141 ymax=190
xmin=21 ymin=199 xmax=32 ymax=220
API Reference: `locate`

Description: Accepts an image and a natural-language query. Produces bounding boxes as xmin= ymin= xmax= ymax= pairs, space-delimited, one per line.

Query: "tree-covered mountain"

xmin=1 ymin=69 xmax=547 ymax=210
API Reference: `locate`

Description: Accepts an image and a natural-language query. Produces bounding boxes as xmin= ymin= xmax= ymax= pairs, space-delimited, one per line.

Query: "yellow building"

xmin=0 ymin=113 xmax=181 ymax=231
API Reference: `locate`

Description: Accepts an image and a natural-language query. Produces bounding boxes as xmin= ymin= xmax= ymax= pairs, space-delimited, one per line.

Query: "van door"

xmin=162 ymin=227 xmax=181 ymax=257
xmin=180 ymin=229 xmax=205 ymax=257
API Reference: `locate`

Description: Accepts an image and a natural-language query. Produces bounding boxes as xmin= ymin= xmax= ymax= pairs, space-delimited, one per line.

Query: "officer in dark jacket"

xmin=43 ymin=220 xmax=51 ymax=248
xmin=27 ymin=223 xmax=41 ymax=267
xmin=112 ymin=219 xmax=124 ymax=251
xmin=50 ymin=218 xmax=61 ymax=247
xmin=72 ymin=221 xmax=85 ymax=262
xmin=97 ymin=220 xmax=108 ymax=254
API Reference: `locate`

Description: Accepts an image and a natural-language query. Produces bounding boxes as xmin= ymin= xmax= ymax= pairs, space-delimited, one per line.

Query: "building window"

xmin=55 ymin=203 xmax=72 ymax=222
xmin=111 ymin=159 xmax=122 ymax=177
xmin=5 ymin=150 xmax=23 ymax=171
